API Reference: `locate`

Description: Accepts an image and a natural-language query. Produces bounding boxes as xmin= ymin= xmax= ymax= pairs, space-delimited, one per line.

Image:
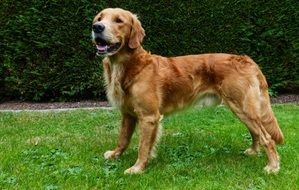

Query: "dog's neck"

xmin=107 ymin=46 xmax=146 ymax=66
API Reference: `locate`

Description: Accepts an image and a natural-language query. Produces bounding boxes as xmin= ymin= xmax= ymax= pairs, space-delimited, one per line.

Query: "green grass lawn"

xmin=0 ymin=104 xmax=298 ymax=189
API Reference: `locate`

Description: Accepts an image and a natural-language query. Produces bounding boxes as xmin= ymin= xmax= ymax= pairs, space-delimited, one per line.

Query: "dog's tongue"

xmin=96 ymin=44 xmax=108 ymax=51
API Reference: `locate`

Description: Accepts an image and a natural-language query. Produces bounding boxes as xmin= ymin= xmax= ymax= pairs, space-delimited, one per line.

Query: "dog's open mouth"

xmin=95 ymin=38 xmax=121 ymax=55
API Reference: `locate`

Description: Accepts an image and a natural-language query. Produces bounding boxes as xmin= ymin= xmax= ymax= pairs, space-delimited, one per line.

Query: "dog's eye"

xmin=115 ymin=17 xmax=123 ymax=23
xmin=97 ymin=17 xmax=101 ymax=21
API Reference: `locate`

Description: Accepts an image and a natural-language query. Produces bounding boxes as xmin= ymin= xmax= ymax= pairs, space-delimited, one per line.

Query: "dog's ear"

xmin=128 ymin=14 xmax=145 ymax=49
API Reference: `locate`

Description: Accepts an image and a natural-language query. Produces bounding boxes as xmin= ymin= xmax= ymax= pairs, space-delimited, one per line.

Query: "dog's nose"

xmin=92 ymin=23 xmax=105 ymax=33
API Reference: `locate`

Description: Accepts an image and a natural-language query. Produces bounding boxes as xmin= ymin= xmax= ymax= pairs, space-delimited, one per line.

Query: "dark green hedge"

xmin=1 ymin=0 xmax=298 ymax=101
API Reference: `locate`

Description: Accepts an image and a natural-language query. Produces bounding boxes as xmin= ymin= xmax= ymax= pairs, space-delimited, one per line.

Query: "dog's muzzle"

xmin=92 ymin=23 xmax=121 ymax=56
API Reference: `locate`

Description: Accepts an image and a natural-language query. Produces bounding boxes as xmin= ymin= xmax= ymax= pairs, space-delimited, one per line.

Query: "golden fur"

xmin=92 ymin=8 xmax=284 ymax=174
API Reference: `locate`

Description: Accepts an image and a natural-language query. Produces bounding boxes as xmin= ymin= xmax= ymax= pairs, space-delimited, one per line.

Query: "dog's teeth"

xmin=96 ymin=45 xmax=108 ymax=51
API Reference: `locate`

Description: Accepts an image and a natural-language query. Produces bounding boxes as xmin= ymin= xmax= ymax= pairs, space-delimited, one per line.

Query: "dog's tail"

xmin=257 ymin=70 xmax=284 ymax=144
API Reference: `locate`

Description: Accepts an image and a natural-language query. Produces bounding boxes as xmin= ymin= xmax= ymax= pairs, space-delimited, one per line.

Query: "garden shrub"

xmin=0 ymin=0 xmax=298 ymax=101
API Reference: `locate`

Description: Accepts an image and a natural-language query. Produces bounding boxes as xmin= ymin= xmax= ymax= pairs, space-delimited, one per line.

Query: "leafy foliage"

xmin=0 ymin=0 xmax=104 ymax=101
xmin=1 ymin=0 xmax=298 ymax=101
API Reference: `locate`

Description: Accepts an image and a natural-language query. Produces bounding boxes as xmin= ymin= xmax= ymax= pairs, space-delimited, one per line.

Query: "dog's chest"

xmin=105 ymin=64 xmax=125 ymax=107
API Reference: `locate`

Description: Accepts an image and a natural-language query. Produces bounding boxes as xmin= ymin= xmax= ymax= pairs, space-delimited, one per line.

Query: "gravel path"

xmin=0 ymin=94 xmax=298 ymax=111
xmin=270 ymin=94 xmax=299 ymax=104
xmin=0 ymin=100 xmax=110 ymax=111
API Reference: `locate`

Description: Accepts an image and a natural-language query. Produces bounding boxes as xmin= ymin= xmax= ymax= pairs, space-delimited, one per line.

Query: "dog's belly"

xmin=161 ymin=93 xmax=222 ymax=115
xmin=196 ymin=93 xmax=222 ymax=107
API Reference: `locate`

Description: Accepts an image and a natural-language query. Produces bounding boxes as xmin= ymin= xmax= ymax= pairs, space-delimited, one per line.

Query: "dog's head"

xmin=92 ymin=8 xmax=145 ymax=56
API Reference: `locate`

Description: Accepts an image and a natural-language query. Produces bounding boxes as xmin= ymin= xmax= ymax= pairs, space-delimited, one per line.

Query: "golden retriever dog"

xmin=91 ymin=8 xmax=284 ymax=174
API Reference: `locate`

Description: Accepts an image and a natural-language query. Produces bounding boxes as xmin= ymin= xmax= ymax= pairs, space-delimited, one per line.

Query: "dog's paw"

xmin=264 ymin=164 xmax=280 ymax=174
xmin=124 ymin=165 xmax=144 ymax=174
xmin=104 ymin=150 xmax=119 ymax=160
xmin=244 ymin=148 xmax=259 ymax=155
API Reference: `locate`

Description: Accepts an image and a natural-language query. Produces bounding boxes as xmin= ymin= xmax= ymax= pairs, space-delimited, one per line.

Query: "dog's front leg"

xmin=124 ymin=114 xmax=160 ymax=174
xmin=104 ymin=113 xmax=136 ymax=159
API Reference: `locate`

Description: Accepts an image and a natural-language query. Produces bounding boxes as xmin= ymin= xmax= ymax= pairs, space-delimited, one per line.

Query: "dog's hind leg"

xmin=225 ymin=99 xmax=280 ymax=173
xmin=219 ymin=67 xmax=281 ymax=172
xmin=245 ymin=131 xmax=260 ymax=155
xmin=104 ymin=113 xmax=137 ymax=160
xmin=223 ymin=87 xmax=280 ymax=173
xmin=224 ymin=99 xmax=260 ymax=154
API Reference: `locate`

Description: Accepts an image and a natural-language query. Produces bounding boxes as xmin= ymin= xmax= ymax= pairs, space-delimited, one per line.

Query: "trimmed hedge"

xmin=1 ymin=0 xmax=298 ymax=101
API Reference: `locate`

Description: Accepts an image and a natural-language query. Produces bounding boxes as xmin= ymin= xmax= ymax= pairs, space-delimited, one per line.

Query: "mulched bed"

xmin=0 ymin=94 xmax=298 ymax=110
